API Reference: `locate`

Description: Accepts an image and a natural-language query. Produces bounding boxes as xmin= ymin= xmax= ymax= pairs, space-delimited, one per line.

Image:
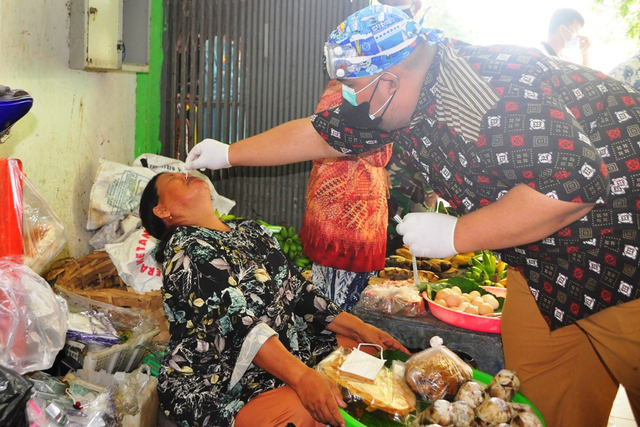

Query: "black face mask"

xmin=339 ymin=78 xmax=394 ymax=130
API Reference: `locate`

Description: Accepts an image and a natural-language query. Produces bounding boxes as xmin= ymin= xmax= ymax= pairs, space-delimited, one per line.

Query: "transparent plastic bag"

xmin=404 ymin=336 xmax=473 ymax=402
xmin=0 ymin=259 xmax=68 ymax=374
xmin=358 ymin=281 xmax=426 ymax=317
xmin=22 ymin=174 xmax=67 ymax=274
xmin=316 ymin=346 xmax=416 ymax=423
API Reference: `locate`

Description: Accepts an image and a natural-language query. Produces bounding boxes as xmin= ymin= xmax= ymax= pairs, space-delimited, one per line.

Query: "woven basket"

xmin=46 ymin=251 xmax=170 ymax=342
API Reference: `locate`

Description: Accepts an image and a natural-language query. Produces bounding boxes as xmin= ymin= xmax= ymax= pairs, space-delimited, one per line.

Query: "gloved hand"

xmin=395 ymin=212 xmax=458 ymax=258
xmin=185 ymin=138 xmax=231 ymax=171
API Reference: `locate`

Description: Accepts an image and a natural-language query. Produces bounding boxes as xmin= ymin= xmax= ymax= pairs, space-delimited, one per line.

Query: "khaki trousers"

xmin=234 ymin=335 xmax=366 ymax=427
xmin=502 ymin=268 xmax=640 ymax=427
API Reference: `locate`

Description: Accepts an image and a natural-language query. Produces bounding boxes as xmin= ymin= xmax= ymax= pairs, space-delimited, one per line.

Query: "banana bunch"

xmin=274 ymin=225 xmax=311 ymax=270
xmin=464 ymin=250 xmax=508 ymax=288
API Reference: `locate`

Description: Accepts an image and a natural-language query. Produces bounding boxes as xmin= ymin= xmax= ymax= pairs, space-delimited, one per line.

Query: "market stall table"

xmin=352 ymin=306 xmax=505 ymax=375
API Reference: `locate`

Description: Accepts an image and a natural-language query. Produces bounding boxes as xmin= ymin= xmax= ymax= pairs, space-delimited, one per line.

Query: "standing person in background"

xmin=540 ymin=8 xmax=591 ymax=66
xmin=609 ymin=47 xmax=640 ymax=91
xmin=299 ymin=80 xmax=392 ymax=312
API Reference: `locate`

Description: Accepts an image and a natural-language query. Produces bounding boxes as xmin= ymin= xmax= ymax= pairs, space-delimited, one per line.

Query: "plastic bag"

xmin=105 ymin=228 xmax=162 ymax=293
xmin=86 ymin=159 xmax=156 ymax=231
xmin=133 ymin=153 xmax=235 ymax=215
xmin=316 ymin=346 xmax=416 ymax=423
xmin=22 ymin=174 xmax=67 ymax=274
xmin=0 ymin=365 xmax=33 ymax=427
xmin=358 ymin=280 xmax=426 ymax=317
xmin=89 ymin=214 xmax=141 ymax=251
xmin=0 ymin=259 xmax=68 ymax=374
xmin=404 ymin=336 xmax=473 ymax=402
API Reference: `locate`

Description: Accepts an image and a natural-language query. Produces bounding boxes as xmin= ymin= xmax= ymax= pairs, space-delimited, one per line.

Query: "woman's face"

xmin=154 ymin=173 xmax=212 ymax=219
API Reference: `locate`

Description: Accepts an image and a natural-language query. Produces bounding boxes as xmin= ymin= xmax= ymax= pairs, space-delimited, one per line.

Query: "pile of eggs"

xmin=430 ymin=286 xmax=500 ymax=316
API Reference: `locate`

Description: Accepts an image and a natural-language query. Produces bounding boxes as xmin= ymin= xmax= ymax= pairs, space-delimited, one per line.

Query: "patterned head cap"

xmin=324 ymin=5 xmax=443 ymax=79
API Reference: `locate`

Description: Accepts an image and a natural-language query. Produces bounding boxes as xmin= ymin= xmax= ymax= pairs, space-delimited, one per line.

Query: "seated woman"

xmin=139 ymin=172 xmax=408 ymax=427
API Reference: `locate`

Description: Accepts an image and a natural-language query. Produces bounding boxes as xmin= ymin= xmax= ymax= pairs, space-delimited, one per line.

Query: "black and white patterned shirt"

xmin=311 ymin=40 xmax=640 ymax=330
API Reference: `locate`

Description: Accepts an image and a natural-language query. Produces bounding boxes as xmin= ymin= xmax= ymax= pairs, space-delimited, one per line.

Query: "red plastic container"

xmin=0 ymin=158 xmax=23 ymax=259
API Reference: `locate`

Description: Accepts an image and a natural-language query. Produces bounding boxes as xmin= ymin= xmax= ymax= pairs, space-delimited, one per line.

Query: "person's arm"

xmin=229 ymin=118 xmax=345 ymax=166
xmin=252 ymin=335 xmax=347 ymax=427
xmin=453 ymin=183 xmax=595 ymax=253
xmin=579 ymin=35 xmax=591 ymax=67
xmin=325 ymin=312 xmax=409 ymax=354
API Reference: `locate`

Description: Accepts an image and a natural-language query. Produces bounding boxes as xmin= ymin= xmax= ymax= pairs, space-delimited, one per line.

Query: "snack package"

xmin=404 ymin=336 xmax=473 ymax=401
xmin=358 ymin=279 xmax=426 ymax=317
xmin=316 ymin=347 xmax=416 ymax=422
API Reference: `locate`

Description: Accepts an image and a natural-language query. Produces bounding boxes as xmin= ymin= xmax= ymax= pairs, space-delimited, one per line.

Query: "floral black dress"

xmin=156 ymin=220 xmax=342 ymax=427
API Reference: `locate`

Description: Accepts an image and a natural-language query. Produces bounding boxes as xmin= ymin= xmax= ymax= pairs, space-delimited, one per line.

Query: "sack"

xmin=0 ymin=259 xmax=68 ymax=374
xmin=87 ymin=159 xmax=156 ymax=231
xmin=105 ymin=228 xmax=162 ymax=293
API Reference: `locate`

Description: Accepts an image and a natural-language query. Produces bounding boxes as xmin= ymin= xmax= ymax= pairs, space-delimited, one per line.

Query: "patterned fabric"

xmin=156 ymin=220 xmax=342 ymax=427
xmin=325 ymin=5 xmax=443 ymax=79
xmin=311 ymin=263 xmax=377 ymax=312
xmin=300 ymin=80 xmax=392 ymax=273
xmin=609 ymin=51 xmax=640 ymax=92
xmin=311 ymin=40 xmax=640 ymax=330
xmin=386 ymin=144 xmax=435 ymax=251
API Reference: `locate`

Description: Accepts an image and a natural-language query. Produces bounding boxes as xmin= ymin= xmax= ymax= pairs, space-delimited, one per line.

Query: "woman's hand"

xmin=290 ymin=368 xmax=346 ymax=427
xmin=356 ymin=322 xmax=410 ymax=354
xmin=327 ymin=312 xmax=410 ymax=354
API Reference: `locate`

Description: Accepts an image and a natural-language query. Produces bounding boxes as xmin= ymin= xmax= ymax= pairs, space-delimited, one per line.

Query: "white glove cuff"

xmin=219 ymin=143 xmax=231 ymax=169
xmin=438 ymin=214 xmax=458 ymax=257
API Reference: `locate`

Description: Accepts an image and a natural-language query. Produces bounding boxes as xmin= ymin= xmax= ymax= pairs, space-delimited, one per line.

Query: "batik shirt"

xmin=157 ymin=220 xmax=341 ymax=427
xmin=609 ymin=51 xmax=640 ymax=92
xmin=312 ymin=40 xmax=640 ymax=330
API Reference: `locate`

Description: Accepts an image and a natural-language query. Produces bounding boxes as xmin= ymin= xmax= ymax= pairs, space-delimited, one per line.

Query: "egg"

xmin=445 ymin=293 xmax=462 ymax=308
xmin=464 ymin=305 xmax=479 ymax=315
xmin=450 ymin=286 xmax=462 ymax=295
xmin=469 ymin=290 xmax=481 ymax=299
xmin=471 ymin=297 xmax=485 ymax=307
xmin=435 ymin=298 xmax=448 ymax=307
xmin=458 ymin=302 xmax=470 ymax=312
xmin=482 ymin=294 xmax=500 ymax=309
xmin=436 ymin=289 xmax=453 ymax=301
xmin=478 ymin=303 xmax=495 ymax=315
xmin=460 ymin=293 xmax=472 ymax=303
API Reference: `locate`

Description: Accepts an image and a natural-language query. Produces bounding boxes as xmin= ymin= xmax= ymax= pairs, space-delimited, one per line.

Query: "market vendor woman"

xmin=185 ymin=5 xmax=640 ymax=427
xmin=139 ymin=172 xmax=408 ymax=427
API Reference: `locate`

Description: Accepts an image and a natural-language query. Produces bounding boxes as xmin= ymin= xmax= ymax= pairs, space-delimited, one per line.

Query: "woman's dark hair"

xmin=139 ymin=173 xmax=172 ymax=263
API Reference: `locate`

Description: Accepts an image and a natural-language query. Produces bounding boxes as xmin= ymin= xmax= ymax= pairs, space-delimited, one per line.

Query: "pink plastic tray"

xmin=425 ymin=297 xmax=501 ymax=334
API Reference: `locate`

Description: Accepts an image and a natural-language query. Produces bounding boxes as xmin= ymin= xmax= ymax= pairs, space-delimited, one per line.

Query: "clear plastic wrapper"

xmin=404 ymin=336 xmax=473 ymax=402
xmin=0 ymin=259 xmax=68 ymax=374
xmin=67 ymin=310 xmax=122 ymax=345
xmin=316 ymin=346 xmax=416 ymax=423
xmin=22 ymin=174 xmax=67 ymax=274
xmin=358 ymin=280 xmax=426 ymax=317
xmin=486 ymin=370 xmax=520 ymax=401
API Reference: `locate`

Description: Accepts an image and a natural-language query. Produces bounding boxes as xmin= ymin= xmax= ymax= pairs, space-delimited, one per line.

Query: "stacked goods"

xmin=464 ymin=250 xmax=508 ymax=288
xmin=382 ymin=246 xmax=468 ymax=282
xmin=45 ymin=251 xmax=169 ymax=342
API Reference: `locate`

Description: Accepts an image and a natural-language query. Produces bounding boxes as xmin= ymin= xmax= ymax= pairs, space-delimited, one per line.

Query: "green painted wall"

xmin=135 ymin=0 xmax=164 ymax=157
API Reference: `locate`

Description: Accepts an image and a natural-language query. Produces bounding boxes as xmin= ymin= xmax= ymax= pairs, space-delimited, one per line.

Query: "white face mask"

xmin=562 ymin=25 xmax=579 ymax=50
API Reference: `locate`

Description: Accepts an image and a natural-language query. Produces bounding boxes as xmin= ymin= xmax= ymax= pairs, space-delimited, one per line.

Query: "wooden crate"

xmin=46 ymin=251 xmax=170 ymax=342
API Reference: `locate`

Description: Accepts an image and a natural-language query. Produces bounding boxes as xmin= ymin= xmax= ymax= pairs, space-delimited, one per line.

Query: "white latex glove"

xmin=185 ymin=138 xmax=231 ymax=171
xmin=395 ymin=212 xmax=458 ymax=258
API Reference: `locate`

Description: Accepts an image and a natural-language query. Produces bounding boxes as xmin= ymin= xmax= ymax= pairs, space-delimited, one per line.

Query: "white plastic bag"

xmin=0 ymin=259 xmax=68 ymax=374
xmin=86 ymin=159 xmax=156 ymax=231
xmin=105 ymin=228 xmax=162 ymax=293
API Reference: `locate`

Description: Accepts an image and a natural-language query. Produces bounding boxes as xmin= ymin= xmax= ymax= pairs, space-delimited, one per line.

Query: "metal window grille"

xmin=160 ymin=0 xmax=368 ymax=227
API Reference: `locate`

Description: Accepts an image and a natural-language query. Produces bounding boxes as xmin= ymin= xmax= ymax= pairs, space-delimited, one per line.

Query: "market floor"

xmin=610 ymin=386 xmax=638 ymax=427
